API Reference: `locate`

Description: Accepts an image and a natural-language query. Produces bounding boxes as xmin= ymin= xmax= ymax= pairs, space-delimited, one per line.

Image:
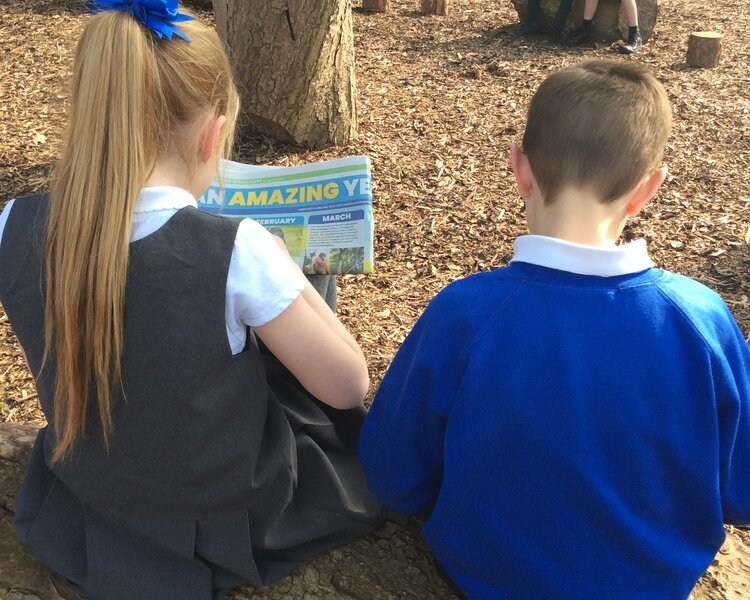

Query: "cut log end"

xmin=686 ymin=31 xmax=723 ymax=68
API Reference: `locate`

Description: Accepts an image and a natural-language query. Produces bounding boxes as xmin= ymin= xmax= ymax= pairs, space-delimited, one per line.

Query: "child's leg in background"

xmin=621 ymin=0 xmax=638 ymax=27
xmin=583 ymin=0 xmax=600 ymax=20
xmin=618 ymin=0 xmax=642 ymax=53
xmin=567 ymin=0 xmax=599 ymax=44
xmin=547 ymin=0 xmax=576 ymax=41
xmin=514 ymin=0 xmax=542 ymax=36
xmin=569 ymin=0 xmax=642 ymax=52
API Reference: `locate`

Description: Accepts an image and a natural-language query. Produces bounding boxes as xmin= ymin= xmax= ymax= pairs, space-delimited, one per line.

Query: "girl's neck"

xmin=144 ymin=155 xmax=214 ymax=200
xmin=145 ymin=114 xmax=221 ymax=199
xmin=145 ymin=155 xmax=200 ymax=198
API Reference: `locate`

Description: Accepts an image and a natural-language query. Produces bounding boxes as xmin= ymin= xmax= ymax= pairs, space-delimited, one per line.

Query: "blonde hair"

xmin=44 ymin=10 xmax=239 ymax=462
xmin=522 ymin=60 xmax=672 ymax=204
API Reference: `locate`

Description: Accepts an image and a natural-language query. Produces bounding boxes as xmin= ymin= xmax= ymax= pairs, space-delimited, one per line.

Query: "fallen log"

xmin=1 ymin=422 xmax=748 ymax=599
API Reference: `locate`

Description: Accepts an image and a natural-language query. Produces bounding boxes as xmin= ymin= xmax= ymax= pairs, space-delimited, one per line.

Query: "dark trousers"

xmin=306 ymin=274 xmax=337 ymax=311
xmin=526 ymin=0 xmax=576 ymax=30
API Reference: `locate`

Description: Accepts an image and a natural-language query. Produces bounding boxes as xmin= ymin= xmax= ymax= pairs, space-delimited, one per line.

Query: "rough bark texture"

xmin=362 ymin=0 xmax=391 ymax=12
xmin=421 ymin=0 xmax=451 ymax=16
xmin=510 ymin=0 xmax=659 ymax=42
xmin=212 ymin=0 xmax=358 ymax=149
xmin=686 ymin=32 xmax=723 ymax=68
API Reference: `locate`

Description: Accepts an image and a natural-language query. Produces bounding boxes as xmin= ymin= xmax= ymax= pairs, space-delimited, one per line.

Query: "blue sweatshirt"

xmin=358 ymin=236 xmax=750 ymax=600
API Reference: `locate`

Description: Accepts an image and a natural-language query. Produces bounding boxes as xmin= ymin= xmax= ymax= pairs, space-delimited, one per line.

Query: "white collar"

xmin=510 ymin=235 xmax=655 ymax=277
xmin=135 ymin=186 xmax=197 ymax=214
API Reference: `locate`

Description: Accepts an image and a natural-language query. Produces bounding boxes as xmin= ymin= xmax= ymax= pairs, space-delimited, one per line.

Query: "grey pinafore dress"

xmin=0 ymin=195 xmax=383 ymax=600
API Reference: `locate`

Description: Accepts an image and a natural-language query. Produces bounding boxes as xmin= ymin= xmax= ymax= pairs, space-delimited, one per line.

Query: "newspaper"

xmin=198 ymin=156 xmax=374 ymax=275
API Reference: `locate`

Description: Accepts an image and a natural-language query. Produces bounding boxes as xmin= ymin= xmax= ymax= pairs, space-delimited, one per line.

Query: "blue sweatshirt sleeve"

xmin=715 ymin=315 xmax=750 ymax=525
xmin=357 ymin=284 xmax=477 ymax=516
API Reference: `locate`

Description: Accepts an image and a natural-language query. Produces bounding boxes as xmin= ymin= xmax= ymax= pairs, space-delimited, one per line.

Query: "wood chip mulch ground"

xmin=0 ymin=0 xmax=749 ymax=596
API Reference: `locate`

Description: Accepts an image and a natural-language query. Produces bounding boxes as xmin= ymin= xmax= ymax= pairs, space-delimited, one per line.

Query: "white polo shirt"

xmin=0 ymin=187 xmax=305 ymax=355
xmin=511 ymin=234 xmax=655 ymax=276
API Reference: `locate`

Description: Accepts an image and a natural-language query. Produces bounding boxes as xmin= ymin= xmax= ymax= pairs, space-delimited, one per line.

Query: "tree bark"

xmin=421 ymin=0 xmax=450 ymax=16
xmin=213 ymin=0 xmax=358 ymax=148
xmin=362 ymin=0 xmax=391 ymax=11
xmin=686 ymin=32 xmax=723 ymax=68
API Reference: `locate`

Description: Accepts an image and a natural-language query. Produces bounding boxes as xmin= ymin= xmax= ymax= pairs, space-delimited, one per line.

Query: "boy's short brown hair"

xmin=522 ymin=60 xmax=672 ymax=203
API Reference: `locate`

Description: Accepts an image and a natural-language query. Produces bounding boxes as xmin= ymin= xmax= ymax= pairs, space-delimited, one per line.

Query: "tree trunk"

xmin=686 ymin=32 xmax=723 ymax=68
xmin=421 ymin=0 xmax=450 ymax=16
xmin=362 ymin=0 xmax=391 ymax=11
xmin=213 ymin=0 xmax=358 ymax=148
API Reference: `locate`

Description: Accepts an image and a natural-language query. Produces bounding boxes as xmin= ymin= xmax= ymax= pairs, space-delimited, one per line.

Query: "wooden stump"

xmin=421 ymin=0 xmax=450 ymax=16
xmin=686 ymin=32 xmax=723 ymax=68
xmin=362 ymin=0 xmax=391 ymax=11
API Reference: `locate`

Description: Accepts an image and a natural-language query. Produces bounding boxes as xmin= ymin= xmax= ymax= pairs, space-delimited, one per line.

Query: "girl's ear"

xmin=198 ymin=115 xmax=227 ymax=163
xmin=626 ymin=166 xmax=668 ymax=216
xmin=510 ymin=144 xmax=533 ymax=200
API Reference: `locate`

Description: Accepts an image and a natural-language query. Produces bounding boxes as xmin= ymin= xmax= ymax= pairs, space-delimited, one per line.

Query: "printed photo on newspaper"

xmin=198 ymin=156 xmax=374 ymax=275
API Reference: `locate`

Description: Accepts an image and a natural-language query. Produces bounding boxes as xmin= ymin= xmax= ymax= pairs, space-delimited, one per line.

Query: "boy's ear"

xmin=510 ymin=144 xmax=533 ymax=200
xmin=626 ymin=166 xmax=668 ymax=216
xmin=198 ymin=115 xmax=227 ymax=163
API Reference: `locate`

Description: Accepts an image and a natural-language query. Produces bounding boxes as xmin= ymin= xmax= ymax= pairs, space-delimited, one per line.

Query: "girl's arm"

xmin=254 ymin=237 xmax=368 ymax=410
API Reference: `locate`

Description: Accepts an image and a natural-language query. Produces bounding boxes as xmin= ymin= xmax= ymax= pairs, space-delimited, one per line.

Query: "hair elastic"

xmin=83 ymin=0 xmax=193 ymax=41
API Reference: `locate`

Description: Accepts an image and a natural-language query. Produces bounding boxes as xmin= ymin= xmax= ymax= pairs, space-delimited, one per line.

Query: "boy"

xmin=358 ymin=60 xmax=750 ymax=599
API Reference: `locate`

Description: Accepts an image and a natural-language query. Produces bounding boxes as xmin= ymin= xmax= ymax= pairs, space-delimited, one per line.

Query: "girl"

xmin=0 ymin=2 xmax=383 ymax=599
xmin=567 ymin=0 xmax=642 ymax=54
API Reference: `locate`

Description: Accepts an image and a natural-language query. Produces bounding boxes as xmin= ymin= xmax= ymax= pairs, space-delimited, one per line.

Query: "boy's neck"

xmin=527 ymin=186 xmax=629 ymax=247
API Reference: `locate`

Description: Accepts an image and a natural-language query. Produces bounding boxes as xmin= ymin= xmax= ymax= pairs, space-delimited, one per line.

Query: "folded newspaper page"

xmin=198 ymin=156 xmax=374 ymax=275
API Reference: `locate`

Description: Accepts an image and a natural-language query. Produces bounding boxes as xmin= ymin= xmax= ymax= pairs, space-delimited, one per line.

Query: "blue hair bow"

xmin=84 ymin=0 xmax=194 ymax=41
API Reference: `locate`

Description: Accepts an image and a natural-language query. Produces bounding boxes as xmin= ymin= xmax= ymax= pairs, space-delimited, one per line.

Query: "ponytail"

xmin=44 ymin=10 xmax=238 ymax=461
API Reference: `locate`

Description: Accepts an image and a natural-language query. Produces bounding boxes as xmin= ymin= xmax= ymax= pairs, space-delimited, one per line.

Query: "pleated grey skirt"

xmin=14 ymin=352 xmax=384 ymax=600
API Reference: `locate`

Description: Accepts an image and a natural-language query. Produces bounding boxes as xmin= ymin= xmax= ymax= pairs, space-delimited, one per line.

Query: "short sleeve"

xmin=225 ymin=218 xmax=305 ymax=352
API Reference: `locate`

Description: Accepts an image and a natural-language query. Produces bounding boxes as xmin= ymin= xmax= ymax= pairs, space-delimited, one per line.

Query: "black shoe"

xmin=567 ymin=26 xmax=592 ymax=46
xmin=618 ymin=31 xmax=642 ymax=54
xmin=545 ymin=26 xmax=562 ymax=43
xmin=513 ymin=21 xmax=542 ymax=37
